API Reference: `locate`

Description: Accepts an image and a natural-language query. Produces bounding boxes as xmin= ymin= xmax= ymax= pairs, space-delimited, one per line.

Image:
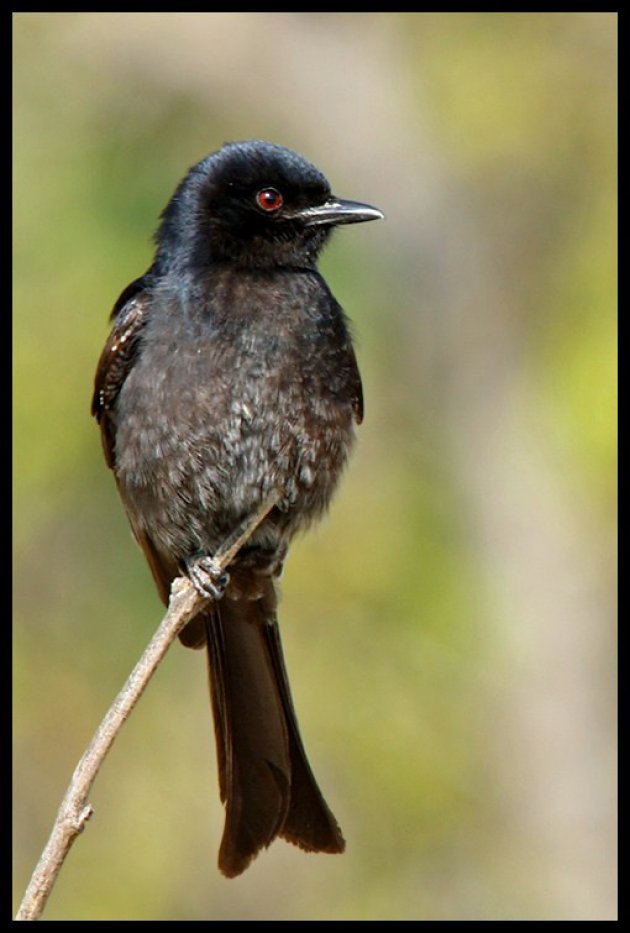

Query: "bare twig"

xmin=15 ymin=492 xmax=279 ymax=921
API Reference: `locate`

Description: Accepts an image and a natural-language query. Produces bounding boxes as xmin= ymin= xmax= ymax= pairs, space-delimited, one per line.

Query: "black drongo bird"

xmin=92 ymin=140 xmax=383 ymax=877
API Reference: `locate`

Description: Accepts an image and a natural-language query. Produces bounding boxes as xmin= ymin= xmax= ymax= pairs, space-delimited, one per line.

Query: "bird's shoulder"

xmin=92 ymin=273 xmax=152 ymax=466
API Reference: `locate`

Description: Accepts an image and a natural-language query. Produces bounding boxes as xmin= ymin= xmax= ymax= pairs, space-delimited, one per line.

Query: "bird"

xmin=92 ymin=140 xmax=383 ymax=877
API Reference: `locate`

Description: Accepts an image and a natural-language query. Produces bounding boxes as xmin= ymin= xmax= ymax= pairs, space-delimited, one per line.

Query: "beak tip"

xmin=334 ymin=199 xmax=385 ymax=226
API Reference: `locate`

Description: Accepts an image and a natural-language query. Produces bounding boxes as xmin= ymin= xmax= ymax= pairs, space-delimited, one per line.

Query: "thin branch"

xmin=15 ymin=492 xmax=280 ymax=922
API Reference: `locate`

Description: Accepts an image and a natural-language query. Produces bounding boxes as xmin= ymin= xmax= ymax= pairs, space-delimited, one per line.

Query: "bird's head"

xmin=154 ymin=140 xmax=383 ymax=274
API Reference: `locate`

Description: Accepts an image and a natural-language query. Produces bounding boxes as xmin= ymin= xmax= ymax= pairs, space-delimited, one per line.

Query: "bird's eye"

xmin=256 ymin=188 xmax=284 ymax=213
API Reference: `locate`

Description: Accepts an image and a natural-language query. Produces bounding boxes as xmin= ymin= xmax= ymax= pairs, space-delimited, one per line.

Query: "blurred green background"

xmin=13 ymin=12 xmax=617 ymax=921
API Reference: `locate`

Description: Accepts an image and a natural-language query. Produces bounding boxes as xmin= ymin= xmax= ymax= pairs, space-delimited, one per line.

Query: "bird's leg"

xmin=185 ymin=555 xmax=230 ymax=601
xmin=184 ymin=491 xmax=282 ymax=601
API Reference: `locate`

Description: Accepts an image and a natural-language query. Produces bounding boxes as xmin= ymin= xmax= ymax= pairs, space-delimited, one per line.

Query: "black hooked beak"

xmin=287 ymin=197 xmax=384 ymax=228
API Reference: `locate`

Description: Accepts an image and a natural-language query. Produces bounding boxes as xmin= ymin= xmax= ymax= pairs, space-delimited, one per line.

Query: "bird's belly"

xmin=113 ymin=366 xmax=355 ymax=560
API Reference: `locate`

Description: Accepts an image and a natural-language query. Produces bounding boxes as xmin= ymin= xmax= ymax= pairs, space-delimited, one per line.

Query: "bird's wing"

xmin=92 ymin=275 xmax=178 ymax=605
xmin=91 ymin=276 xmax=151 ymax=468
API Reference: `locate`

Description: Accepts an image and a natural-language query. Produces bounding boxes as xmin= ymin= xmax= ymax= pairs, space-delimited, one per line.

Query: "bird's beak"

xmin=288 ymin=197 xmax=384 ymax=227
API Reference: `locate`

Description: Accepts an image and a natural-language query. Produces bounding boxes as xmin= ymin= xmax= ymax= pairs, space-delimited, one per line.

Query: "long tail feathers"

xmin=203 ymin=584 xmax=345 ymax=878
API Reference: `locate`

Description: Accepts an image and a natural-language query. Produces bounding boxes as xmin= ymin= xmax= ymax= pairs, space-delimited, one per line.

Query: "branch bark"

xmin=15 ymin=492 xmax=279 ymax=921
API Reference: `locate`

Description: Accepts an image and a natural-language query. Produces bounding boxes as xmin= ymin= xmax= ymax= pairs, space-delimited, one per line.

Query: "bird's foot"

xmin=185 ymin=555 xmax=230 ymax=601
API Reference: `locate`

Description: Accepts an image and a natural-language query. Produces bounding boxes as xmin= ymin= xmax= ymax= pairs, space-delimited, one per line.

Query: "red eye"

xmin=256 ymin=187 xmax=283 ymax=212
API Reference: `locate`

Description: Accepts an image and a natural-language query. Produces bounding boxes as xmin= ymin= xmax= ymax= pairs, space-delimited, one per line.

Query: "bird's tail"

xmin=202 ymin=579 xmax=345 ymax=878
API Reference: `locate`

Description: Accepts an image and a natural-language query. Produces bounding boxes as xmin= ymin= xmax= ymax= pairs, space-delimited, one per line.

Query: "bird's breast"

xmin=112 ymin=284 xmax=357 ymax=555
